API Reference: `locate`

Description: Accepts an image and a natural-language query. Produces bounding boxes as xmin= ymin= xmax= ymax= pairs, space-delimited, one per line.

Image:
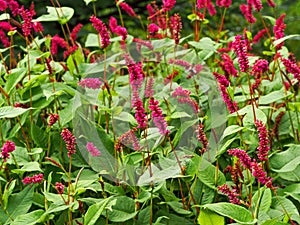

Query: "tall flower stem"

xmin=246 ymin=73 xmax=257 ymax=122
xmin=216 ymin=8 xmax=227 ymax=42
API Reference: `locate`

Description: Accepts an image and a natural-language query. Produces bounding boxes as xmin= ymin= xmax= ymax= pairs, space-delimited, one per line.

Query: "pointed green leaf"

xmin=5 ymin=68 xmax=26 ymax=95
xmin=202 ymin=203 xmax=256 ymax=225
xmin=84 ymin=197 xmax=111 ymax=225
xmin=0 ymin=106 xmax=31 ymax=119
xmin=4 ymin=186 xmax=34 ymax=224
xmin=11 ymin=210 xmax=45 ymax=225
xmin=83 ymin=0 xmax=97 ymax=5
xmin=198 ymin=209 xmax=225 ymax=225
xmin=273 ymin=34 xmax=300 ymax=47
xmin=33 ymin=6 xmax=74 ymax=24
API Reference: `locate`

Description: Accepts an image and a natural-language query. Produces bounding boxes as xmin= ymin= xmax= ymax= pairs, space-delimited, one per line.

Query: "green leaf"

xmin=0 ymin=13 xmax=10 ymax=21
xmin=84 ymin=198 xmax=111 ymax=225
xmin=136 ymin=206 xmax=151 ymax=225
xmin=272 ymin=155 xmax=300 ymax=173
xmin=171 ymin=111 xmax=192 ymax=119
xmin=260 ymin=218 xmax=279 ymax=225
xmin=252 ymin=187 xmax=272 ymax=221
xmin=33 ymin=6 xmax=74 ymax=24
xmin=4 ymin=186 xmax=35 ymax=224
xmin=243 ymin=107 xmax=267 ymax=127
xmin=5 ymin=68 xmax=26 ymax=95
xmin=6 ymin=147 xmax=31 ymax=166
xmin=269 ymin=145 xmax=300 ymax=181
xmin=165 ymin=201 xmax=192 ymax=215
xmin=262 ymin=16 xmax=276 ymax=26
xmin=198 ymin=209 xmax=225 ymax=225
xmin=220 ymin=125 xmax=244 ymax=140
xmin=106 ymin=196 xmax=137 ymax=222
xmin=272 ymin=196 xmax=299 ymax=216
xmin=85 ymin=33 xmax=99 ymax=47
xmin=11 ymin=210 xmax=45 ymax=225
xmin=202 ymin=203 xmax=256 ymax=225
xmin=273 ymin=34 xmax=300 ymax=47
xmin=198 ymin=159 xmax=226 ymax=190
xmin=259 ymin=90 xmax=292 ymax=105
xmin=0 ymin=106 xmax=31 ymax=119
xmin=2 ymin=180 xmax=16 ymax=210
xmin=83 ymin=0 xmax=97 ymax=5
xmin=46 ymin=203 xmax=74 ymax=214
xmin=11 ymin=162 xmax=42 ymax=175
xmin=31 ymin=124 xmax=47 ymax=148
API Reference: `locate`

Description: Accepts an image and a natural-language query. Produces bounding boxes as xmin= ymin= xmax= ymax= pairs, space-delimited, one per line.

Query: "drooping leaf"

xmin=106 ymin=196 xmax=137 ymax=222
xmin=5 ymin=68 xmax=26 ymax=95
xmin=202 ymin=202 xmax=256 ymax=225
xmin=83 ymin=0 xmax=97 ymax=5
xmin=33 ymin=6 xmax=74 ymax=24
xmin=198 ymin=159 xmax=226 ymax=190
xmin=11 ymin=210 xmax=45 ymax=225
xmin=0 ymin=13 xmax=10 ymax=21
xmin=11 ymin=162 xmax=42 ymax=175
xmin=259 ymin=90 xmax=292 ymax=105
xmin=220 ymin=125 xmax=244 ymax=140
xmin=273 ymin=34 xmax=300 ymax=47
xmin=3 ymin=186 xmax=35 ymax=224
xmin=0 ymin=106 xmax=31 ymax=119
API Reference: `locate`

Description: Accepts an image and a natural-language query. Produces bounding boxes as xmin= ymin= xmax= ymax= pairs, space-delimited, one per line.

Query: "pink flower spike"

xmin=22 ymin=174 xmax=44 ymax=185
xmin=227 ymin=148 xmax=252 ymax=169
xmin=148 ymin=97 xmax=170 ymax=135
xmin=162 ymin=0 xmax=176 ymax=11
xmin=147 ymin=4 xmax=156 ymax=23
xmin=70 ymin=24 xmax=83 ymax=41
xmin=109 ymin=16 xmax=118 ymax=33
xmin=132 ymin=91 xmax=148 ymax=129
xmin=78 ymin=78 xmax=102 ymax=89
xmin=20 ymin=6 xmax=33 ymax=37
xmin=0 ymin=30 xmax=10 ymax=47
xmin=207 ymin=1 xmax=216 ymax=16
xmin=48 ymin=114 xmax=59 ymax=127
xmin=86 ymin=142 xmax=101 ymax=157
xmin=255 ymin=120 xmax=270 ymax=161
xmin=0 ymin=22 xmax=13 ymax=31
xmin=221 ymin=54 xmax=238 ymax=77
xmin=216 ymin=0 xmax=232 ymax=8
xmin=169 ymin=14 xmax=182 ymax=45
xmin=119 ymin=2 xmax=136 ymax=17
xmin=0 ymin=0 xmax=8 ymax=11
xmin=144 ymin=78 xmax=154 ymax=98
xmin=248 ymin=0 xmax=263 ymax=12
xmin=172 ymin=86 xmax=199 ymax=114
xmin=32 ymin=22 xmax=44 ymax=33
xmin=51 ymin=35 xmax=68 ymax=55
xmin=280 ymin=57 xmax=300 ymax=82
xmin=61 ymin=128 xmax=76 ymax=157
xmin=55 ymin=182 xmax=65 ymax=194
xmin=253 ymin=28 xmax=267 ymax=44
xmin=251 ymin=59 xmax=269 ymax=75
xmin=7 ymin=0 xmax=19 ymax=16
xmin=240 ymin=4 xmax=256 ymax=23
xmin=90 ymin=15 xmax=110 ymax=49
xmin=251 ymin=160 xmax=273 ymax=188
xmin=218 ymin=184 xmax=240 ymax=204
xmin=1 ymin=140 xmax=16 ymax=162
xmin=267 ymin=0 xmax=276 ymax=7
xmin=127 ymin=62 xmax=144 ymax=90
xmin=273 ymin=14 xmax=286 ymax=50
xmin=232 ymin=35 xmax=249 ymax=72
xmin=148 ymin=23 xmax=159 ymax=35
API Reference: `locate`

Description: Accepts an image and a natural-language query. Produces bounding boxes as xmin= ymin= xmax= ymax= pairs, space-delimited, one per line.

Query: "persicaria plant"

xmin=0 ymin=0 xmax=299 ymax=224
